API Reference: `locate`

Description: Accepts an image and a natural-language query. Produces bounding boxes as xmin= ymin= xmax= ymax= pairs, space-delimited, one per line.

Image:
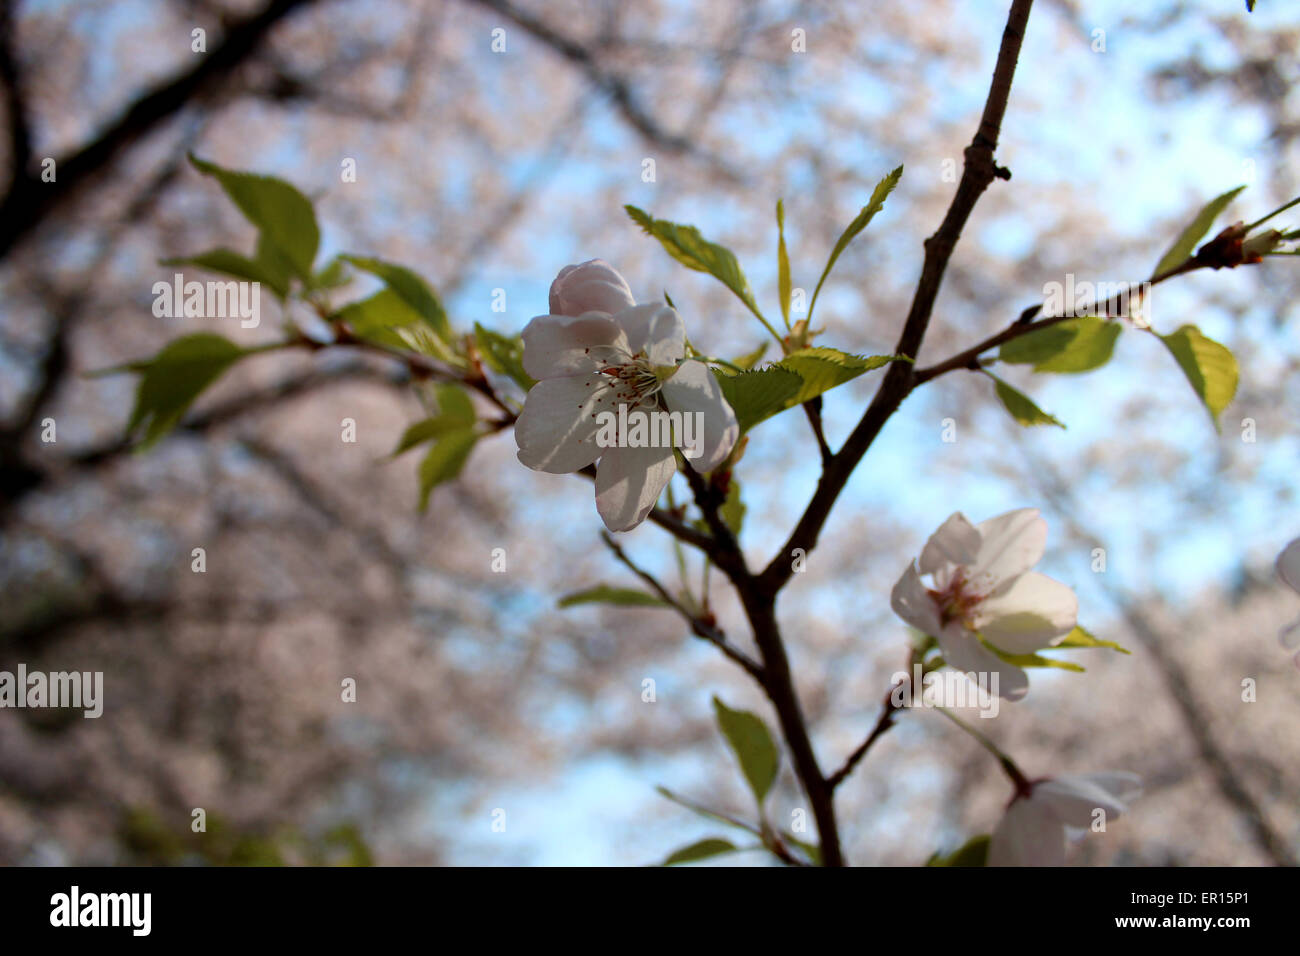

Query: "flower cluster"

xmin=518 ymin=261 xmax=1142 ymax=866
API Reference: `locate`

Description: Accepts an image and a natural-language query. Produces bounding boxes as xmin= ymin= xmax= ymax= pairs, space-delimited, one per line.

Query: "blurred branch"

xmin=1022 ymin=447 xmax=1297 ymax=867
xmin=73 ymin=363 xmax=408 ymax=470
xmin=252 ymin=0 xmax=436 ymax=120
xmin=0 ymin=139 xmax=201 ymax=517
xmin=465 ymin=0 xmax=742 ymax=183
xmin=236 ymin=434 xmax=414 ymax=599
xmin=0 ymin=0 xmax=317 ymax=259
xmin=0 ymin=0 xmax=32 ymax=187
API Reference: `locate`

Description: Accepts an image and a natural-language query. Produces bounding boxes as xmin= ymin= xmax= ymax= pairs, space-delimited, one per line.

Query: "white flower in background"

xmin=1276 ymin=536 xmax=1300 ymax=668
xmin=515 ymin=260 xmax=739 ymax=533
xmin=890 ymin=508 xmax=1078 ymax=701
xmin=989 ymin=772 xmax=1141 ymax=866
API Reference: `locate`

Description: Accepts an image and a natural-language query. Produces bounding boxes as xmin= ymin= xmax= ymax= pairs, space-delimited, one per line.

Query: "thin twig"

xmin=600 ymin=532 xmax=765 ymax=684
xmin=756 ymin=0 xmax=1037 ymax=598
xmin=827 ymin=649 xmax=916 ymax=790
xmin=912 ymin=261 xmax=1200 ymax=386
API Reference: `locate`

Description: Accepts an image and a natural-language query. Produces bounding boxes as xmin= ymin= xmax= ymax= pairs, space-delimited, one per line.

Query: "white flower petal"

xmin=1033 ymin=772 xmax=1141 ymax=828
xmin=1276 ymin=537 xmax=1300 ymax=594
xmin=549 ymin=259 xmax=636 ymax=317
xmin=989 ymin=798 xmax=1067 ymax=866
xmin=659 ymin=360 xmax=739 ymax=471
xmin=616 ymin=304 xmax=685 ymax=362
xmin=934 ymin=627 xmax=1030 ymax=701
xmin=595 ymin=443 xmax=676 ymax=532
xmin=919 ymin=513 xmax=981 ymax=576
xmin=890 ymin=564 xmax=944 ymax=638
xmin=973 ymin=508 xmax=1047 ymax=587
xmin=515 ymin=376 xmax=605 ymax=474
xmin=521 ymin=312 xmax=628 ymax=381
xmin=975 ymin=572 xmax=1078 ymax=653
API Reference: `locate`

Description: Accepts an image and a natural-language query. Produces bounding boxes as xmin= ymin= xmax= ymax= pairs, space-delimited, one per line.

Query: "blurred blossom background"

xmin=0 ymin=0 xmax=1297 ymax=865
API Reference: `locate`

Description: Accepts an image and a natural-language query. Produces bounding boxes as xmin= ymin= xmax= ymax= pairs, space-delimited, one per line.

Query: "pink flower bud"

xmin=548 ymin=259 xmax=636 ymax=317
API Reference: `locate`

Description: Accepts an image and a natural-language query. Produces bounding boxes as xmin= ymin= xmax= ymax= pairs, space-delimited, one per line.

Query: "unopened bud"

xmin=1241 ymin=228 xmax=1284 ymax=262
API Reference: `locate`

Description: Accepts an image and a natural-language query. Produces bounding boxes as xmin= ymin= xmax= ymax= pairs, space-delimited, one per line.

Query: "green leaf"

xmin=660 ymin=838 xmax=739 ymax=866
xmin=985 ymin=371 xmax=1065 ymax=429
xmin=987 ymin=644 xmax=1087 ymax=672
xmin=340 ymin=255 xmax=452 ymax=342
xmin=625 ymin=205 xmax=766 ymax=325
xmin=1153 ymin=185 xmax=1246 ymax=279
xmin=557 ymin=585 xmax=667 ymax=609
xmin=309 ymin=257 xmax=352 ymax=292
xmin=927 ymin=834 xmax=990 ymax=867
xmin=475 ymin=323 xmax=535 ymax=391
xmin=431 ymin=382 xmax=474 ymax=422
xmin=1157 ymin=324 xmax=1238 ymax=428
xmin=161 ymin=248 xmax=290 ymax=299
xmin=391 ymin=385 xmax=476 ymax=456
xmin=720 ymin=480 xmax=745 ymax=536
xmin=716 ymin=348 xmax=896 ymax=432
xmin=809 ymin=165 xmax=903 ymax=319
xmin=336 ymin=287 xmax=457 ymax=362
xmin=728 ymin=342 xmax=768 ymax=372
xmin=417 ymin=427 xmax=479 ymax=511
xmin=712 ymin=696 xmax=779 ymax=805
xmin=776 ymin=200 xmax=792 ymax=327
xmin=1054 ymin=625 xmax=1131 ymax=655
xmin=188 ymin=155 xmax=319 ymax=279
xmin=124 ymin=334 xmax=250 ymax=447
xmin=998 ymin=317 xmax=1121 ymax=374
xmin=653 ymin=786 xmax=757 ymax=835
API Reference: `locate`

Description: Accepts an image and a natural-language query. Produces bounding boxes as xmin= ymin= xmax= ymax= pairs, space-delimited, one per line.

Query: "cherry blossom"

xmin=890 ymin=508 xmax=1078 ymax=700
xmin=989 ymin=772 xmax=1141 ymax=866
xmin=516 ymin=260 xmax=739 ymax=532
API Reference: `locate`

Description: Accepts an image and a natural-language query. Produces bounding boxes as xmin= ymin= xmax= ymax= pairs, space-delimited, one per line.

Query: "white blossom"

xmin=890 ymin=509 xmax=1078 ymax=700
xmin=989 ymin=772 xmax=1141 ymax=866
xmin=516 ymin=260 xmax=738 ymax=532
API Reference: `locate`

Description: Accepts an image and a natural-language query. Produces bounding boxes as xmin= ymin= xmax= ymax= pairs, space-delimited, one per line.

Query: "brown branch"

xmin=756 ymin=0 xmax=1035 ymax=598
xmin=677 ymin=459 xmax=845 ymax=866
xmin=912 ymin=259 xmax=1202 ymax=386
xmin=827 ymin=649 xmax=917 ymax=790
xmin=600 ymin=532 xmax=765 ymax=683
xmin=0 ymin=0 xmax=32 ymax=187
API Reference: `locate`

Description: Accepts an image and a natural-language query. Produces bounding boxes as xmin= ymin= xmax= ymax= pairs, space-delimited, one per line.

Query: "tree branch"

xmin=757 ymin=0 xmax=1035 ymax=597
xmin=0 ymin=0 xmax=32 ymax=187
xmin=827 ymin=649 xmax=917 ymax=790
xmin=600 ymin=531 xmax=765 ymax=684
xmin=912 ymin=260 xmax=1202 ymax=386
